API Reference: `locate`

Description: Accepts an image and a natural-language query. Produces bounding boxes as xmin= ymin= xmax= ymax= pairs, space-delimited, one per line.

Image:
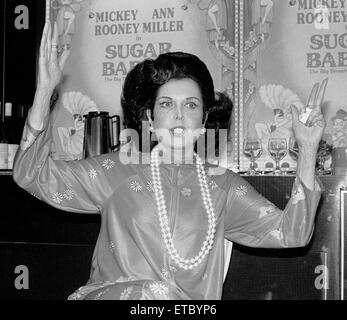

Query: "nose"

xmin=175 ymin=104 xmax=183 ymax=120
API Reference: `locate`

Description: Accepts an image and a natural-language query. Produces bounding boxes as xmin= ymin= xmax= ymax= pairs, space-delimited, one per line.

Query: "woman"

xmin=13 ymin=22 xmax=324 ymax=300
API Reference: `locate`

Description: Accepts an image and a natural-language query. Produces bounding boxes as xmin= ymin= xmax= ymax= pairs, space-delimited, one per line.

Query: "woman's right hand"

xmin=37 ymin=21 xmax=70 ymax=93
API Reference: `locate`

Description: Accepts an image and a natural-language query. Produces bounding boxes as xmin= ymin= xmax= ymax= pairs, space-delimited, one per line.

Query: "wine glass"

xmin=288 ymin=137 xmax=299 ymax=173
xmin=316 ymin=140 xmax=332 ymax=175
xmin=243 ymin=138 xmax=262 ymax=175
xmin=288 ymin=137 xmax=299 ymax=161
xmin=268 ymin=138 xmax=287 ymax=175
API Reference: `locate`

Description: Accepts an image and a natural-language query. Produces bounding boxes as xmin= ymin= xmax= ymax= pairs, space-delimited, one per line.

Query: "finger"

xmin=314 ymin=78 xmax=328 ymax=106
xmin=59 ymin=46 xmax=71 ymax=70
xmin=51 ymin=22 xmax=59 ymax=63
xmin=306 ymin=82 xmax=319 ymax=107
xmin=52 ymin=21 xmax=59 ymax=46
xmin=39 ymin=22 xmax=49 ymax=59
xmin=47 ymin=22 xmax=52 ymax=61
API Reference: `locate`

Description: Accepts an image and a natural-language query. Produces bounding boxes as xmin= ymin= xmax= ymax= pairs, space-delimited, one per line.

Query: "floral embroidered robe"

xmin=12 ymin=114 xmax=322 ymax=300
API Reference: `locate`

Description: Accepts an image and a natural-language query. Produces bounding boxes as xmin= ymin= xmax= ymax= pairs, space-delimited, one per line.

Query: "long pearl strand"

xmin=150 ymin=146 xmax=217 ymax=270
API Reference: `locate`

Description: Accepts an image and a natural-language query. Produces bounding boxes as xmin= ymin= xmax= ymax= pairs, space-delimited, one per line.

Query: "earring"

xmin=149 ymin=120 xmax=154 ymax=132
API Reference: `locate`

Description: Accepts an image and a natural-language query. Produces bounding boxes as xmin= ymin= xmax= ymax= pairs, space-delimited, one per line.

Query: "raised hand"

xmin=37 ymin=21 xmax=70 ymax=93
xmin=290 ymin=79 xmax=327 ymax=153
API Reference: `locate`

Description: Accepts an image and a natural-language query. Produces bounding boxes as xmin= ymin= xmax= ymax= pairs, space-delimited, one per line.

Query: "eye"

xmin=159 ymin=101 xmax=173 ymax=108
xmin=185 ymin=101 xmax=199 ymax=109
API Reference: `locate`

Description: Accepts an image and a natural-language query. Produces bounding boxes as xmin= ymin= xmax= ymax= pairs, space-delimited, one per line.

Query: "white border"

xmin=341 ymin=188 xmax=347 ymax=300
xmin=234 ymin=0 xmax=240 ymax=168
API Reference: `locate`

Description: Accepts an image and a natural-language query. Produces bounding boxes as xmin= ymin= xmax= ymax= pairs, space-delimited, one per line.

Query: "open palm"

xmin=37 ymin=21 xmax=70 ymax=93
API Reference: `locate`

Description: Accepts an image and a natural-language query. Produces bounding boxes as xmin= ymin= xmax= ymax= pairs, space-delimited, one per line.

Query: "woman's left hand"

xmin=290 ymin=80 xmax=327 ymax=154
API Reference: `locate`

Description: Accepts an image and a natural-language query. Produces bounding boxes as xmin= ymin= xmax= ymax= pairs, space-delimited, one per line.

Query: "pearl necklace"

xmin=150 ymin=146 xmax=216 ymax=270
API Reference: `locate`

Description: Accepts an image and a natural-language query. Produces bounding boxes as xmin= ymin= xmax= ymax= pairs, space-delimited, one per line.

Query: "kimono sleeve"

xmin=224 ymin=174 xmax=323 ymax=248
xmin=12 ymin=113 xmax=114 ymax=214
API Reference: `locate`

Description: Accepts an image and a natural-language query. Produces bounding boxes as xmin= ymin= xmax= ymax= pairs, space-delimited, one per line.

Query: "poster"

xmin=46 ymin=0 xmax=237 ymax=163
xmin=239 ymin=0 xmax=347 ymax=172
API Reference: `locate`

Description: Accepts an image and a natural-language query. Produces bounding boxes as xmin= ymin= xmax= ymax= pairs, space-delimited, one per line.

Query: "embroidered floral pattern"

xmin=130 ymin=180 xmax=142 ymax=192
xmin=88 ymin=168 xmax=97 ymax=179
xmin=94 ymin=287 xmax=111 ymax=300
xmin=102 ymin=158 xmax=115 ymax=170
xmin=116 ymin=276 xmax=136 ymax=283
xmin=235 ymin=185 xmax=248 ymax=197
xmin=68 ymin=285 xmax=87 ymax=300
xmin=109 ymin=241 xmax=116 ymax=253
xmin=292 ymin=184 xmax=306 ymax=204
xmin=63 ymin=189 xmax=74 ymax=200
xmin=259 ymin=205 xmax=275 ymax=219
xmin=51 ymin=192 xmax=64 ymax=204
xmin=270 ymin=229 xmax=284 ymax=242
xmin=149 ymin=282 xmax=169 ymax=296
xmin=181 ymin=187 xmax=192 ymax=197
xmin=68 ymin=281 xmax=115 ymax=300
xmin=209 ymin=180 xmax=218 ymax=190
xmin=161 ymin=267 xmax=170 ymax=279
xmin=68 ymin=289 xmax=83 ymax=300
xmin=120 ymin=286 xmax=133 ymax=300
xmin=140 ymin=292 xmax=147 ymax=300
xmin=146 ymin=181 xmax=154 ymax=193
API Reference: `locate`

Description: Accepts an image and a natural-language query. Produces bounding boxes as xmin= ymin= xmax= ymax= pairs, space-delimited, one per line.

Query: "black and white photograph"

xmin=1 ymin=0 xmax=347 ymax=307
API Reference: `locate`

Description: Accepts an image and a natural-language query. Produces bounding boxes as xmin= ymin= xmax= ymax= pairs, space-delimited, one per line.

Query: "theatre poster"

xmin=238 ymin=0 xmax=347 ymax=172
xmin=46 ymin=0 xmax=347 ymax=172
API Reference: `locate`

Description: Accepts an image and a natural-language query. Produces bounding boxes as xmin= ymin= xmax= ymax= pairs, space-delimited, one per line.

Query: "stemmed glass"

xmin=243 ymin=138 xmax=262 ymax=175
xmin=288 ymin=137 xmax=299 ymax=161
xmin=288 ymin=137 xmax=299 ymax=173
xmin=268 ymin=138 xmax=287 ymax=175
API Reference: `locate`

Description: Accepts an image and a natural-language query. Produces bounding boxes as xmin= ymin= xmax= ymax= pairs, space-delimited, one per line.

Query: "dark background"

xmin=1 ymin=0 xmax=45 ymax=120
xmin=0 ymin=1 xmax=345 ymax=301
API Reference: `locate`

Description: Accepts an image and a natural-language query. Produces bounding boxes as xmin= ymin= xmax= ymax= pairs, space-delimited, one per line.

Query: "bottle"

xmin=4 ymin=103 xmax=15 ymax=142
xmin=15 ymin=104 xmax=27 ymax=142
xmin=0 ymin=102 xmax=8 ymax=169
xmin=4 ymin=102 xmax=19 ymax=169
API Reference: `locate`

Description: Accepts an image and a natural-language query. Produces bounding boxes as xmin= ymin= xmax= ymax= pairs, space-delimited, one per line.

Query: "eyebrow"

xmin=186 ymin=97 xmax=201 ymax=102
xmin=157 ymin=96 xmax=201 ymax=101
xmin=157 ymin=96 xmax=172 ymax=100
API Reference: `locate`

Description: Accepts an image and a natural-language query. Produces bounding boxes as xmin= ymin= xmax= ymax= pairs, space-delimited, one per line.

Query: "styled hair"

xmin=121 ymin=52 xmax=233 ymax=149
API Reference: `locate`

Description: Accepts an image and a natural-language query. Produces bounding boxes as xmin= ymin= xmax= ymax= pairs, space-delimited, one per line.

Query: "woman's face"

xmin=151 ymin=78 xmax=204 ymax=150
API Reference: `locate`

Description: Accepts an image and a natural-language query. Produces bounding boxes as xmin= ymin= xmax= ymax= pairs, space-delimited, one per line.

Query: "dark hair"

xmin=121 ymin=52 xmax=233 ymax=149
